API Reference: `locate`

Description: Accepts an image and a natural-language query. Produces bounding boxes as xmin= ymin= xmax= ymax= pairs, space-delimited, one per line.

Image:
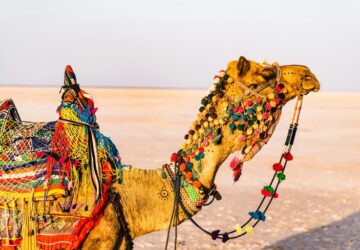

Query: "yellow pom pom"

xmin=246 ymin=127 xmax=253 ymax=135
xmin=268 ymin=93 xmax=275 ymax=99
xmin=245 ymin=226 xmax=253 ymax=234
xmin=235 ymin=224 xmax=242 ymax=235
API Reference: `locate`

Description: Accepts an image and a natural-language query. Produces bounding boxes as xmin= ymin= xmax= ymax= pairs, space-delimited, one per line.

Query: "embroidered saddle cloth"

xmin=0 ymin=99 xmax=122 ymax=250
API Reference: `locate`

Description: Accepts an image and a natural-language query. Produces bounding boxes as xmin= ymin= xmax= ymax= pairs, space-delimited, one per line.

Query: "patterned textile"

xmin=0 ymin=66 xmax=122 ymax=249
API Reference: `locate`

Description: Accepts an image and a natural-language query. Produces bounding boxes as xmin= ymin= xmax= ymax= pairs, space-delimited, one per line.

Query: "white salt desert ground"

xmin=1 ymin=87 xmax=359 ymax=250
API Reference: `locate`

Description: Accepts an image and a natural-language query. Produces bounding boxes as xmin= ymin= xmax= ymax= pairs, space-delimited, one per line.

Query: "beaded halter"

xmin=163 ymin=62 xmax=305 ymax=246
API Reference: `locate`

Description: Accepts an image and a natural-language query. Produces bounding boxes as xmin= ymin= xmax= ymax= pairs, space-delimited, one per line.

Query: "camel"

xmin=82 ymin=56 xmax=320 ymax=249
xmin=0 ymin=56 xmax=320 ymax=250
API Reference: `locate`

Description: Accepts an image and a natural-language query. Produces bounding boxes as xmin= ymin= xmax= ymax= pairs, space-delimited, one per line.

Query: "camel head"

xmin=182 ymin=56 xmax=320 ymax=187
xmin=58 ymin=65 xmax=98 ymax=124
xmin=225 ymin=56 xmax=320 ymax=104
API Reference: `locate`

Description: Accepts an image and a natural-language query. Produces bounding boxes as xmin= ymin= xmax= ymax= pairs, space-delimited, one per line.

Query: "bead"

xmin=232 ymin=115 xmax=239 ymax=121
xmin=208 ymin=116 xmax=213 ymax=121
xmin=218 ymin=71 xmax=225 ymax=77
xmin=229 ymin=123 xmax=235 ymax=130
xmin=184 ymin=157 xmax=190 ymax=163
xmin=192 ymin=144 xmax=198 ymax=150
xmin=184 ymin=134 xmax=189 ymax=140
xmin=203 ymin=140 xmax=209 ymax=146
xmin=252 ymin=123 xmax=259 ymax=129
xmin=222 ymin=102 xmax=229 ymax=108
xmin=199 ymin=128 xmax=205 ymax=134
xmin=219 ymin=119 xmax=225 ymax=125
xmin=232 ymin=106 xmax=239 ymax=113
xmin=228 ymin=109 xmax=234 ymax=115
xmin=270 ymin=100 xmax=277 ymax=107
xmin=246 ymin=127 xmax=253 ymax=135
xmin=257 ymin=114 xmax=263 ymax=121
xmin=203 ymin=121 xmax=209 ymax=128
xmin=193 ymin=133 xmax=199 ymax=140
xmin=275 ymin=86 xmax=282 ymax=92
xmin=278 ymin=93 xmax=285 ymax=99
xmin=241 ymin=114 xmax=247 ymax=120
xmin=227 ymin=76 xmax=234 ymax=83
xmin=208 ymin=133 xmax=214 ymax=140
xmin=214 ymin=77 xmax=220 ymax=84
xmin=198 ymin=147 xmax=204 ymax=152
xmin=186 ymin=139 xmax=192 ymax=144
xmin=256 ymin=105 xmax=263 ymax=112
xmin=247 ymin=120 xmax=254 ymax=126
xmin=195 ymin=124 xmax=201 ymax=130
xmin=189 ymin=130 xmax=195 ymax=135
xmin=262 ymin=113 xmax=270 ymax=120
xmin=214 ymin=119 xmax=219 ymax=126
xmin=274 ymin=98 xmax=281 ymax=105
xmin=209 ymin=107 xmax=216 ymax=114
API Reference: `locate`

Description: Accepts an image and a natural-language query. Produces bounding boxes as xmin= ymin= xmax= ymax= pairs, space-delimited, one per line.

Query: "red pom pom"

xmin=283 ymin=152 xmax=293 ymax=161
xmin=170 ymin=153 xmax=178 ymax=162
xmin=272 ymin=163 xmax=283 ymax=171
xmin=261 ymin=189 xmax=272 ymax=197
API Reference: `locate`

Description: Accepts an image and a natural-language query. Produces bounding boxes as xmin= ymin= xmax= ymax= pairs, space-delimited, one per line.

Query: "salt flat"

xmin=1 ymin=87 xmax=359 ymax=249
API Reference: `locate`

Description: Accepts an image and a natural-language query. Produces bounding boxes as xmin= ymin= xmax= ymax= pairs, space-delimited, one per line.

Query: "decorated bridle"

xmin=164 ymin=62 xmax=305 ymax=248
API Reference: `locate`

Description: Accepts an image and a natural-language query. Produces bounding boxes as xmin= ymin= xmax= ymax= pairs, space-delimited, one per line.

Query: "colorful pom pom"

xmin=272 ymin=163 xmax=283 ymax=171
xmin=283 ymin=152 xmax=293 ymax=161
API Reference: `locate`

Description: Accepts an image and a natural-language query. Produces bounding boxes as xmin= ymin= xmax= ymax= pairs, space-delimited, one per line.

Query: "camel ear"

xmin=237 ymin=56 xmax=250 ymax=77
xmin=64 ymin=65 xmax=78 ymax=86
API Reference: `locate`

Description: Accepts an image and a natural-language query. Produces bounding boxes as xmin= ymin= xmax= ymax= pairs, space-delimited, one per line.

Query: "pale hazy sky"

xmin=0 ymin=0 xmax=359 ymax=91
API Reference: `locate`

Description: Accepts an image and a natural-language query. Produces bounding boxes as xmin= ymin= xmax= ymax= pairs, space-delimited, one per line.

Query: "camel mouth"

xmin=301 ymin=76 xmax=320 ymax=95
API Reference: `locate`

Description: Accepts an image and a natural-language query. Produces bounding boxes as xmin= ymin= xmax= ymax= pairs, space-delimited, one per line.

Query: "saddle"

xmin=0 ymin=78 xmax=122 ymax=249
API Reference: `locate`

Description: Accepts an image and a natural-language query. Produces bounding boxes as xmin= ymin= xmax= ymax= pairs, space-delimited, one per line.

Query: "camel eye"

xmin=261 ymin=68 xmax=276 ymax=80
xmin=304 ymin=76 xmax=312 ymax=81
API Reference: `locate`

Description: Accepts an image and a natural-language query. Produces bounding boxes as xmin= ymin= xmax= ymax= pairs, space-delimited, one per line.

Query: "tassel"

xmin=230 ymin=157 xmax=243 ymax=182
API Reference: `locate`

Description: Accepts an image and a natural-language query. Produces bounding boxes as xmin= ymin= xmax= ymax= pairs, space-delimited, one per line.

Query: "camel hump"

xmin=64 ymin=65 xmax=78 ymax=87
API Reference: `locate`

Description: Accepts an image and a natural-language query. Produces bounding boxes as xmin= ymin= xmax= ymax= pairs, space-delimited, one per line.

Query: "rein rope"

xmin=165 ymin=65 xmax=305 ymax=247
